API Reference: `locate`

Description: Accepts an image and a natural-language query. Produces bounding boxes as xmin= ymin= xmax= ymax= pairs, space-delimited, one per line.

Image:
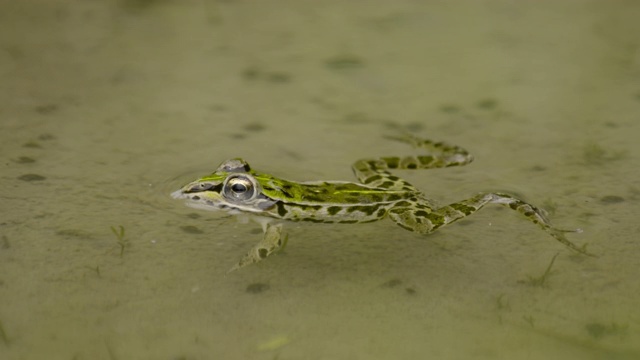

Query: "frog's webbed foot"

xmin=228 ymin=223 xmax=287 ymax=273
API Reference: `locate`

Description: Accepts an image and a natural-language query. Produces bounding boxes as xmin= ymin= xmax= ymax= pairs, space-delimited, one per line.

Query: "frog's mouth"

xmin=172 ymin=189 xmax=229 ymax=212
xmin=170 ymin=189 xmax=187 ymax=199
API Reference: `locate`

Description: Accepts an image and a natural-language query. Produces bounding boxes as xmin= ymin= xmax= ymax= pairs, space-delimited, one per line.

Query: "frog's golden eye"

xmin=223 ymin=175 xmax=256 ymax=201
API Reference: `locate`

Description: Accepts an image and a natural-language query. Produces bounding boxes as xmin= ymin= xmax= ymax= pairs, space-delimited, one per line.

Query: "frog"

xmin=171 ymin=135 xmax=589 ymax=271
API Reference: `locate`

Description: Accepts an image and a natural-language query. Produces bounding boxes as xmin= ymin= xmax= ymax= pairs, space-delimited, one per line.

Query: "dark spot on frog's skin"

xmin=386 ymin=194 xmax=402 ymax=202
xmin=414 ymin=210 xmax=429 ymax=218
xmin=327 ymin=206 xmax=342 ymax=216
xmin=418 ymin=155 xmax=435 ymax=165
xmin=18 ymin=174 xmax=46 ymax=181
xmin=379 ymin=181 xmax=396 ymax=188
xmin=344 ymin=205 xmax=378 ymax=216
xmin=300 ymin=205 xmax=322 ymax=211
xmin=381 ymin=157 xmax=399 ymax=169
xmin=406 ymin=163 xmax=417 ymax=170
xmin=258 ymin=248 xmax=268 ymax=258
xmin=180 ymin=225 xmax=203 ymax=234
xmin=192 ymin=196 xmax=201 ymax=200
xmin=246 ymin=283 xmax=270 ymax=294
xmin=302 ymin=195 xmax=324 ymax=203
xmin=449 ymin=204 xmax=475 ymax=216
xmin=377 ymin=208 xmax=386 ymax=217
xmin=280 ymin=189 xmax=294 ymax=198
xmin=395 ymin=201 xmax=412 ymax=207
xmin=364 ymin=174 xmax=383 ymax=184
xmin=600 ymin=195 xmax=624 ymax=204
xmin=276 ymin=201 xmax=288 ymax=217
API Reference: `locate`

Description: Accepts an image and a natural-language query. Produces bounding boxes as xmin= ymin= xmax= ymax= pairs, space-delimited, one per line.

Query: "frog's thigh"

xmin=388 ymin=207 xmax=436 ymax=234
xmin=229 ymin=223 xmax=285 ymax=272
xmin=388 ymin=193 xmax=494 ymax=234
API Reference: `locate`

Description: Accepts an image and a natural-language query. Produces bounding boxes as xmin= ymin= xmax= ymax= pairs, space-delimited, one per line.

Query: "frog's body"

xmin=172 ymin=135 xmax=588 ymax=271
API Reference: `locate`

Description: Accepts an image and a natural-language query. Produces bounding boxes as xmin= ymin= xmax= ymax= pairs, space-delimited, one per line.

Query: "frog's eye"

xmin=223 ymin=175 xmax=256 ymax=201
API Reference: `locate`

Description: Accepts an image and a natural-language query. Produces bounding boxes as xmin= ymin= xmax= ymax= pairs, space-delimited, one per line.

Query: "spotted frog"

xmin=172 ymin=135 xmax=588 ymax=271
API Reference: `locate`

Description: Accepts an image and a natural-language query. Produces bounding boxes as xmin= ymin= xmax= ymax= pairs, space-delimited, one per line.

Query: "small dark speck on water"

xmin=34 ymin=104 xmax=58 ymax=115
xmin=179 ymin=225 xmax=203 ymax=234
xmin=405 ymin=287 xmax=417 ymax=295
xmin=18 ymin=174 xmax=46 ymax=181
xmin=600 ymin=195 xmax=624 ymax=204
xmin=14 ymin=156 xmax=36 ymax=164
xmin=243 ymin=123 xmax=266 ymax=132
xmin=22 ymin=141 xmax=41 ymax=148
xmin=439 ymin=104 xmax=461 ymax=114
xmin=476 ymin=98 xmax=498 ymax=110
xmin=266 ymin=72 xmax=292 ymax=83
xmin=246 ymin=283 xmax=270 ymax=294
xmin=38 ymin=133 xmax=56 ymax=140
xmin=324 ymin=55 xmax=365 ymax=70
xmin=382 ymin=278 xmax=402 ymax=288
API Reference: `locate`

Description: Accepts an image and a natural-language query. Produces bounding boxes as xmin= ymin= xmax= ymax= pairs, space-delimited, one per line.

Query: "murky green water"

xmin=1 ymin=1 xmax=639 ymax=359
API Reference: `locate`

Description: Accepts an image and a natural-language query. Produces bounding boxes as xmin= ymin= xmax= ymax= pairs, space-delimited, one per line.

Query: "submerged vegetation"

xmin=0 ymin=319 xmax=9 ymax=346
xmin=521 ymin=253 xmax=559 ymax=288
xmin=110 ymin=225 xmax=128 ymax=257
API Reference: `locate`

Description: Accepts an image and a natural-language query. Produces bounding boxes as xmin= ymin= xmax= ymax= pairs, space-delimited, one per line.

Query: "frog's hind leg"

xmin=352 ymin=135 xmax=474 ymax=191
xmin=388 ymin=192 xmax=589 ymax=255
xmin=228 ymin=223 xmax=288 ymax=272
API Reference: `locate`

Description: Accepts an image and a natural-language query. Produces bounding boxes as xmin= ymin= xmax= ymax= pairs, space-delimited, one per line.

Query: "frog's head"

xmin=171 ymin=158 xmax=276 ymax=214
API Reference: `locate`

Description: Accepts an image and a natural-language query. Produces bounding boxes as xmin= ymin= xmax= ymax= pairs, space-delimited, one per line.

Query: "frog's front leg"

xmin=228 ymin=222 xmax=287 ymax=272
xmin=388 ymin=193 xmax=589 ymax=255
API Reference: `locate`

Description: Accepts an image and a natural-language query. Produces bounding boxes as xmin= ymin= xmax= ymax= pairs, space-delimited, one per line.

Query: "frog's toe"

xmin=227 ymin=247 xmax=267 ymax=273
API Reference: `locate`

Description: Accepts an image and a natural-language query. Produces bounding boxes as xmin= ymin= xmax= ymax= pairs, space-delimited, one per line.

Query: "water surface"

xmin=1 ymin=1 xmax=639 ymax=359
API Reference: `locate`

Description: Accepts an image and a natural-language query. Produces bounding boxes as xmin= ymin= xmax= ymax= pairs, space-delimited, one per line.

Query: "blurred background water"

xmin=1 ymin=1 xmax=639 ymax=359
